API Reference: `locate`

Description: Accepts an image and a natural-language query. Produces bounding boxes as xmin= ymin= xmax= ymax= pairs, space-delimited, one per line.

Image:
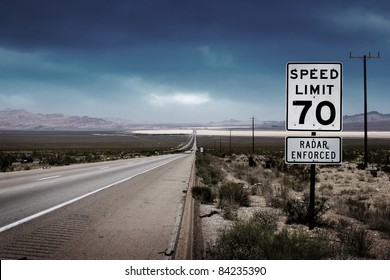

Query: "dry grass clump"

xmin=218 ymin=182 xmax=250 ymax=208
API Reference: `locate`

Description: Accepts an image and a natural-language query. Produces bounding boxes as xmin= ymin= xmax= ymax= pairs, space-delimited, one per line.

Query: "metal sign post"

xmin=309 ymin=132 xmax=316 ymax=230
xmin=286 ymin=62 xmax=343 ymax=230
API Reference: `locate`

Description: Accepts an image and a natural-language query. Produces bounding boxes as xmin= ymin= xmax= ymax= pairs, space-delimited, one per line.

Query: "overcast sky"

xmin=0 ymin=0 xmax=389 ymax=123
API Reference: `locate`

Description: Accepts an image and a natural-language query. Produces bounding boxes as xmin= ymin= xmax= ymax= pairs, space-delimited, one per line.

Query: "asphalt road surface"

xmin=0 ymin=153 xmax=195 ymax=259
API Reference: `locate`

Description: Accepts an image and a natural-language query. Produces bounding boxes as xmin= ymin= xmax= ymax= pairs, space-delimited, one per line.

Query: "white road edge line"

xmin=0 ymin=155 xmax=186 ymax=233
xmin=36 ymin=175 xmax=61 ymax=181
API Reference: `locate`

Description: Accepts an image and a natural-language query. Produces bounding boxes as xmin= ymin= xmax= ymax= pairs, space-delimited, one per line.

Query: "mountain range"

xmin=0 ymin=109 xmax=122 ymax=131
xmin=0 ymin=109 xmax=390 ymax=131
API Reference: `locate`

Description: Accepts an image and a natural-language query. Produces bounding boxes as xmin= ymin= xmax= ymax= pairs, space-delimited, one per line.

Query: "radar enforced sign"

xmin=286 ymin=63 xmax=342 ymax=131
xmin=285 ymin=137 xmax=342 ymax=164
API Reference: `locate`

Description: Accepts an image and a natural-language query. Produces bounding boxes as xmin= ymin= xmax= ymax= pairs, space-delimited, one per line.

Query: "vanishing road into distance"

xmin=0 ymin=152 xmax=195 ymax=259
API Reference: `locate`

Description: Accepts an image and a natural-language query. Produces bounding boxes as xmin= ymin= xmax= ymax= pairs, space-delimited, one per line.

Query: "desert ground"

xmin=193 ymin=133 xmax=390 ymax=259
xmin=0 ymin=131 xmax=192 ymax=172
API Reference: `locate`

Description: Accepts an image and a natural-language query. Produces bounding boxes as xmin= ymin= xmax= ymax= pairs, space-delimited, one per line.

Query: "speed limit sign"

xmin=286 ymin=62 xmax=342 ymax=131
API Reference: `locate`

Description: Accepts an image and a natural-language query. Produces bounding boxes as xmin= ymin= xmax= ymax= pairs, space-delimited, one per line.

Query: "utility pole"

xmin=251 ymin=117 xmax=255 ymax=154
xmin=229 ymin=128 xmax=232 ymax=153
xmin=350 ymin=52 xmax=380 ymax=168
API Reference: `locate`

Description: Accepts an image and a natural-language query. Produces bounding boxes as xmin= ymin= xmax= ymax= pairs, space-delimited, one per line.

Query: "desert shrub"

xmin=259 ymin=180 xmax=274 ymax=199
xmin=208 ymin=212 xmax=332 ymax=259
xmin=264 ymin=157 xmax=277 ymax=169
xmin=269 ymin=229 xmax=332 ymax=260
xmin=248 ymin=156 xmax=256 ymax=167
xmin=369 ymin=149 xmax=390 ymax=166
xmin=23 ymin=165 xmax=32 ymax=171
xmin=291 ymin=182 xmax=307 ymax=192
xmin=370 ymin=211 xmax=390 ymax=234
xmin=344 ymin=198 xmax=390 ymax=235
xmin=269 ymin=197 xmax=285 ymax=209
xmin=231 ymin=163 xmax=247 ymax=180
xmin=382 ymin=165 xmax=390 ymax=174
xmin=250 ymin=183 xmax=260 ymax=195
xmin=279 ymin=184 xmax=291 ymax=201
xmin=346 ymin=198 xmax=370 ymax=223
xmin=191 ymin=186 xmax=215 ymax=204
xmin=338 ymin=226 xmax=373 ymax=258
xmin=318 ymin=183 xmax=334 ymax=196
xmin=284 ymin=195 xmax=328 ymax=226
xmin=195 ymin=152 xmax=211 ymax=166
xmin=84 ymin=153 xmax=95 ymax=163
xmin=367 ymin=203 xmax=390 ymax=234
xmin=289 ymin=165 xmax=311 ymax=182
xmin=221 ymin=204 xmax=238 ymax=221
xmin=195 ymin=154 xmax=223 ymax=186
xmin=343 ymin=149 xmax=361 ymax=162
xmin=208 ymin=219 xmax=273 ymax=259
xmin=218 ymin=182 xmax=250 ymax=208
xmin=270 ymin=182 xmax=290 ymax=208
xmin=0 ymin=153 xmax=16 ymax=172
xmin=357 ymin=162 xmax=366 ymax=170
xmin=246 ymin=174 xmax=259 ymax=185
xmin=251 ymin=211 xmax=278 ymax=232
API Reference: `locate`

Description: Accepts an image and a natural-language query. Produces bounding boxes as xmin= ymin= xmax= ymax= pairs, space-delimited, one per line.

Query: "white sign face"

xmin=285 ymin=137 xmax=342 ymax=164
xmin=286 ymin=62 xmax=342 ymax=131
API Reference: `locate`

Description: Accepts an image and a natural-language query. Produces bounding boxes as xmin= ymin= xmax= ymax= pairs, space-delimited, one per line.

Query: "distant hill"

xmin=343 ymin=111 xmax=390 ymax=123
xmin=343 ymin=111 xmax=390 ymax=131
xmin=0 ymin=109 xmax=123 ymax=131
xmin=207 ymin=112 xmax=390 ymax=131
xmin=0 ymin=109 xmax=389 ymax=131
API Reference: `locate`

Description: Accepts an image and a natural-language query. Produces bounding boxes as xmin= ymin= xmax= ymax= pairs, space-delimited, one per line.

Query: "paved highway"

xmin=0 ymin=152 xmax=195 ymax=259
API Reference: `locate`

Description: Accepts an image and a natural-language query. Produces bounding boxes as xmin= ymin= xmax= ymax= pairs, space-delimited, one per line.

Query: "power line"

xmin=349 ymin=52 xmax=380 ymax=168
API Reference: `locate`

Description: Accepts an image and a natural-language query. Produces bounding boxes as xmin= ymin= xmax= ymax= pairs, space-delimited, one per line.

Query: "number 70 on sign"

xmin=286 ymin=62 xmax=342 ymax=131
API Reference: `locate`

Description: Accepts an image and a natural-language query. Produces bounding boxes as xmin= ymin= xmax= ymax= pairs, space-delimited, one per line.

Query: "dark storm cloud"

xmin=1 ymin=0 xmax=387 ymax=62
xmin=0 ymin=0 xmax=213 ymax=49
xmin=0 ymin=0 xmax=134 ymax=49
xmin=1 ymin=0 xmax=388 ymax=65
xmin=1 ymin=0 xmax=389 ymax=121
xmin=0 ymin=0 xmax=362 ymax=50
